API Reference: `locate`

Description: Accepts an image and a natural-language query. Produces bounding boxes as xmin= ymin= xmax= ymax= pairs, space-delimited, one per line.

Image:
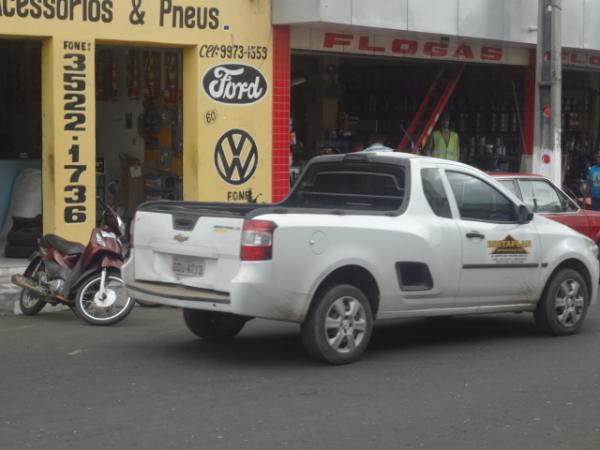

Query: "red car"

xmin=490 ymin=173 xmax=600 ymax=243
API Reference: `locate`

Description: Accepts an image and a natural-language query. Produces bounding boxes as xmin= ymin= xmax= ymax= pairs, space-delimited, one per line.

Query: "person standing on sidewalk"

xmin=425 ymin=112 xmax=460 ymax=161
xmin=363 ymin=134 xmax=394 ymax=153
xmin=587 ymin=152 xmax=600 ymax=210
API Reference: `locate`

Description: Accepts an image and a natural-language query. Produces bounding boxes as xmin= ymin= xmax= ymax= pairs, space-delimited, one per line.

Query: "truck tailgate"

xmin=132 ymin=208 xmax=245 ymax=293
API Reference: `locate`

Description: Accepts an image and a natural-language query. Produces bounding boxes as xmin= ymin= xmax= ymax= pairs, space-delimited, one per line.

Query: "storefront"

xmin=287 ymin=29 xmax=533 ymax=175
xmin=5 ymin=1 xmax=600 ymax=251
xmin=275 ymin=0 xmax=600 ymax=188
xmin=0 ymin=0 xmax=285 ymax=246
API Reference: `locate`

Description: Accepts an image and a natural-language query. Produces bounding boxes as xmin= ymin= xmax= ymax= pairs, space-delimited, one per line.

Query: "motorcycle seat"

xmin=44 ymin=234 xmax=85 ymax=255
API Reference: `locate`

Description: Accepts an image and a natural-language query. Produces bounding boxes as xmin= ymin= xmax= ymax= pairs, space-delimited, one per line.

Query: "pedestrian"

xmin=425 ymin=112 xmax=460 ymax=161
xmin=363 ymin=134 xmax=394 ymax=153
xmin=587 ymin=152 xmax=600 ymax=210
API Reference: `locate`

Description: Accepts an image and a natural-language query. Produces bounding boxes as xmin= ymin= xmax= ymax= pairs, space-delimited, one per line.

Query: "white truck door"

xmin=443 ymin=169 xmax=540 ymax=305
xmin=413 ymin=167 xmax=462 ymax=306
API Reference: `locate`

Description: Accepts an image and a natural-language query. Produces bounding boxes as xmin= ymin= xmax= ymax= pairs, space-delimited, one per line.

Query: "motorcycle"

xmin=11 ymin=199 xmax=135 ymax=325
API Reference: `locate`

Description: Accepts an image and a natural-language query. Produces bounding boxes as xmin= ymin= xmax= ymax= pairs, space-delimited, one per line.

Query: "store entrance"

xmin=95 ymin=45 xmax=183 ymax=225
xmin=562 ymin=70 xmax=600 ymax=190
xmin=0 ymin=39 xmax=42 ymax=259
xmin=290 ymin=53 xmax=525 ymax=173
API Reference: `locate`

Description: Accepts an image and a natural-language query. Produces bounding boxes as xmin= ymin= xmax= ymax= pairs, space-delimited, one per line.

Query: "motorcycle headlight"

xmin=95 ymin=233 xmax=106 ymax=246
xmin=117 ymin=216 xmax=127 ymax=238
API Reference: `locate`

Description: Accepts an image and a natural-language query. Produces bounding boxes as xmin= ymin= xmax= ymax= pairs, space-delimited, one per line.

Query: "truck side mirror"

xmin=517 ymin=204 xmax=534 ymax=224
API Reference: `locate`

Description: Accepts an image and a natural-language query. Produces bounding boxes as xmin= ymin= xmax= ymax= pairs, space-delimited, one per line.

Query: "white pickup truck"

xmin=124 ymin=152 xmax=599 ymax=364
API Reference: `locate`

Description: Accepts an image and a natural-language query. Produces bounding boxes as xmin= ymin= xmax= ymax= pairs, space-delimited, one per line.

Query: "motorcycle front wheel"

xmin=19 ymin=257 xmax=46 ymax=316
xmin=75 ymin=272 xmax=134 ymax=326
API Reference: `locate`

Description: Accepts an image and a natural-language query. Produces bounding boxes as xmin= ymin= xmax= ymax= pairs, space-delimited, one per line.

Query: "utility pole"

xmin=533 ymin=0 xmax=562 ymax=184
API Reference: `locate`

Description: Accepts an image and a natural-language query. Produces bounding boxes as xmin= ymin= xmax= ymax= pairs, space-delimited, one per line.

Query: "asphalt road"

xmin=1 ymin=304 xmax=600 ymax=450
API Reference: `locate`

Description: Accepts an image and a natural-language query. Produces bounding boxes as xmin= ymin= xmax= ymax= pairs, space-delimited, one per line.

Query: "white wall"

xmin=274 ymin=0 xmax=600 ymax=51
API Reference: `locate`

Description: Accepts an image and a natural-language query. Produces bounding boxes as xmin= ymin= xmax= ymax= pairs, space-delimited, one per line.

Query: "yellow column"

xmin=183 ymin=45 xmax=200 ymax=201
xmin=42 ymin=37 xmax=96 ymax=243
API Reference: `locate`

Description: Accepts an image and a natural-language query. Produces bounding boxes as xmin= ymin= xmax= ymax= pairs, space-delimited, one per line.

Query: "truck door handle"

xmin=466 ymin=232 xmax=485 ymax=239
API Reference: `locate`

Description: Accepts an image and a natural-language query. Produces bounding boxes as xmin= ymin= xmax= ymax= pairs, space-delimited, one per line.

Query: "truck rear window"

xmin=285 ymin=163 xmax=406 ymax=211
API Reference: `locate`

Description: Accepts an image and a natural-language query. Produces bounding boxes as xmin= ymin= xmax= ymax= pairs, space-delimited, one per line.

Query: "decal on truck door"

xmin=487 ymin=235 xmax=532 ymax=265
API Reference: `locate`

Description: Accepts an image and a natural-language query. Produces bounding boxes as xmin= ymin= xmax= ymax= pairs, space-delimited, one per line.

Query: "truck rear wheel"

xmin=301 ymin=284 xmax=373 ymax=365
xmin=534 ymin=268 xmax=589 ymax=336
xmin=182 ymin=309 xmax=248 ymax=340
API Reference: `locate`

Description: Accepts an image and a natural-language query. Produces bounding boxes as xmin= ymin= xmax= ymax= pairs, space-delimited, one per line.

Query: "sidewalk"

xmin=0 ymin=241 xmax=28 ymax=314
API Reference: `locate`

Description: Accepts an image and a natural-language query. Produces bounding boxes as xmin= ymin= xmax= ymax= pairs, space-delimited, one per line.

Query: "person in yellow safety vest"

xmin=425 ymin=112 xmax=460 ymax=161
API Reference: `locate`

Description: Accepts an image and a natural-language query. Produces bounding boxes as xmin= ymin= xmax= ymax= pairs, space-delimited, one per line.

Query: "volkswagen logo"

xmin=214 ymin=129 xmax=259 ymax=185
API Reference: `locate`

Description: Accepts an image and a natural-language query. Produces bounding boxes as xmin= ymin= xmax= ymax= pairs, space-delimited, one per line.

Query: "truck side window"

xmin=421 ymin=168 xmax=452 ymax=218
xmin=447 ymin=171 xmax=516 ymax=222
xmin=287 ymin=163 xmax=406 ymax=211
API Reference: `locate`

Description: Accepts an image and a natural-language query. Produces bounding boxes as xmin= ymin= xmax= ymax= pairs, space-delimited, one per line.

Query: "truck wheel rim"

xmin=324 ymin=296 xmax=367 ymax=354
xmin=555 ymin=279 xmax=585 ymax=328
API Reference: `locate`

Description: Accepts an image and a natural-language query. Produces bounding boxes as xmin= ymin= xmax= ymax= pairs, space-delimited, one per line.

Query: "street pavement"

xmin=1 ymin=305 xmax=600 ymax=450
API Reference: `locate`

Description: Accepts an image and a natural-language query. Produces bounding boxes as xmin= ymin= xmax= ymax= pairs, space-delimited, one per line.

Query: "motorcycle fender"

xmin=68 ymin=265 xmax=122 ymax=296
xmin=23 ymin=254 xmax=42 ymax=278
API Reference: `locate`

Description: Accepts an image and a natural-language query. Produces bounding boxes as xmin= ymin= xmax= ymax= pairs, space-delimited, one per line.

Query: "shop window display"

xmin=290 ymin=55 xmax=526 ymax=173
xmin=0 ymin=39 xmax=42 ymax=258
xmin=95 ymin=46 xmax=183 ymax=224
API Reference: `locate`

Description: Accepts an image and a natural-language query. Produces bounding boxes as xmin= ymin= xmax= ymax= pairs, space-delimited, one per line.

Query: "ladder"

xmin=397 ymin=65 xmax=465 ymax=153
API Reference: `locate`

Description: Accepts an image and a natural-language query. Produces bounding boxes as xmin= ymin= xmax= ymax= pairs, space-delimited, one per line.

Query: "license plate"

xmin=172 ymin=256 xmax=205 ymax=277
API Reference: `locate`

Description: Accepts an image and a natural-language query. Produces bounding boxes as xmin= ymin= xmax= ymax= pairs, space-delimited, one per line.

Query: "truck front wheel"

xmin=183 ymin=309 xmax=248 ymax=340
xmin=534 ymin=268 xmax=589 ymax=336
xmin=301 ymin=284 xmax=373 ymax=365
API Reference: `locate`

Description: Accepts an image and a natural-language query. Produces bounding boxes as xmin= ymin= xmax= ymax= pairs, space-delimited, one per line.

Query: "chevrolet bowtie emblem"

xmin=174 ymin=234 xmax=189 ymax=243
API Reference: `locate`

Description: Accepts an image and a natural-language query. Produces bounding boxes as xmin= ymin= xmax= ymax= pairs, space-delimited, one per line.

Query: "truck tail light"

xmin=240 ymin=220 xmax=277 ymax=261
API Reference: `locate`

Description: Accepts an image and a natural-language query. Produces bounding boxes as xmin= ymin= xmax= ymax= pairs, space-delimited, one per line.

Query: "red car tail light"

xmin=240 ymin=220 xmax=277 ymax=261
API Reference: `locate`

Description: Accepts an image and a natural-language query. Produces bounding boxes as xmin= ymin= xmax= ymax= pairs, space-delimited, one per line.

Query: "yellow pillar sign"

xmin=0 ymin=0 xmax=274 ymax=243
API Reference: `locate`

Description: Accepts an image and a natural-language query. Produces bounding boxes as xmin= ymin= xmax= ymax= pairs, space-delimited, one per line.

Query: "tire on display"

xmin=534 ymin=268 xmax=589 ymax=336
xmin=75 ymin=272 xmax=135 ymax=326
xmin=182 ymin=309 xmax=248 ymax=340
xmin=19 ymin=257 xmax=46 ymax=316
xmin=301 ymin=284 xmax=373 ymax=365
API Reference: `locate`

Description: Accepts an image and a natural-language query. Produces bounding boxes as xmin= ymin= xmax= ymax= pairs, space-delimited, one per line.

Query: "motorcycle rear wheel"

xmin=19 ymin=257 xmax=46 ymax=316
xmin=75 ymin=272 xmax=134 ymax=326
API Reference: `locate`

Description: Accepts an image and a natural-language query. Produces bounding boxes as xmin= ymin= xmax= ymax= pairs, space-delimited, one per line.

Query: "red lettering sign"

xmin=424 ymin=42 xmax=448 ymax=57
xmin=570 ymin=53 xmax=587 ymax=65
xmin=590 ymin=55 xmax=600 ymax=66
xmin=323 ymin=33 xmax=353 ymax=49
xmin=454 ymin=44 xmax=474 ymax=60
xmin=391 ymin=39 xmax=418 ymax=56
xmin=481 ymin=47 xmax=503 ymax=61
xmin=358 ymin=36 xmax=385 ymax=53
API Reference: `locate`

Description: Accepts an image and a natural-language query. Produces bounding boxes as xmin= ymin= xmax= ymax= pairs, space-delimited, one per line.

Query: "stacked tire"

xmin=5 ymin=215 xmax=42 ymax=259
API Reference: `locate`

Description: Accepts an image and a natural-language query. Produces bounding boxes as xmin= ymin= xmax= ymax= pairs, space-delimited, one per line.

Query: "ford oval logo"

xmin=202 ymin=64 xmax=268 ymax=105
